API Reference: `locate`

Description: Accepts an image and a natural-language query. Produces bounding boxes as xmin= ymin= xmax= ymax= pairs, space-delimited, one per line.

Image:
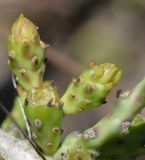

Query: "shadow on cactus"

xmin=1 ymin=14 xmax=145 ymax=160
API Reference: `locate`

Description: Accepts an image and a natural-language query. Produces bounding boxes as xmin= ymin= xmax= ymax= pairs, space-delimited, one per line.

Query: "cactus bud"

xmin=24 ymin=81 xmax=64 ymax=155
xmin=7 ymin=14 xmax=48 ymax=91
xmin=61 ymin=62 xmax=122 ymax=114
xmin=11 ymin=14 xmax=39 ymax=42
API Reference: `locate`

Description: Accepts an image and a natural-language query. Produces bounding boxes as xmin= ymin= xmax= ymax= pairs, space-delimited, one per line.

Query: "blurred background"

xmin=0 ymin=0 xmax=145 ymax=159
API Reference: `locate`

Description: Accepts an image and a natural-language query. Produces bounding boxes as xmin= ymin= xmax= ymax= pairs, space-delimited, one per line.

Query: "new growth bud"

xmin=61 ymin=61 xmax=122 ymax=114
xmin=11 ymin=14 xmax=39 ymax=42
xmin=8 ymin=14 xmax=48 ymax=91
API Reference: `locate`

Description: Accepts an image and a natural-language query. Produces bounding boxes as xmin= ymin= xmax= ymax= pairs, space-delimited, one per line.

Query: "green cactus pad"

xmin=95 ymin=115 xmax=145 ymax=160
xmin=53 ymin=77 xmax=145 ymax=160
xmin=7 ymin=14 xmax=48 ymax=91
xmin=24 ymin=81 xmax=64 ymax=155
xmin=61 ymin=61 xmax=122 ymax=114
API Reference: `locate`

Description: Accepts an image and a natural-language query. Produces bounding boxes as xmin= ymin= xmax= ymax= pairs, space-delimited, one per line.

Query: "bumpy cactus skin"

xmin=53 ymin=77 xmax=145 ymax=160
xmin=4 ymin=14 xmax=145 ymax=160
xmin=24 ymin=81 xmax=64 ymax=155
xmin=61 ymin=62 xmax=122 ymax=114
xmin=95 ymin=115 xmax=145 ymax=160
xmin=7 ymin=14 xmax=48 ymax=91
xmin=2 ymin=14 xmax=48 ymax=136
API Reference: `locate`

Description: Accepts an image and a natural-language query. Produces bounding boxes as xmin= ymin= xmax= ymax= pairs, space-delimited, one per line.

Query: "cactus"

xmin=1 ymin=14 xmax=145 ymax=160
xmin=7 ymin=14 xmax=48 ymax=91
xmin=2 ymin=14 xmax=48 ymax=135
xmin=53 ymin=77 xmax=145 ymax=160
xmin=24 ymin=81 xmax=64 ymax=155
xmin=61 ymin=62 xmax=122 ymax=114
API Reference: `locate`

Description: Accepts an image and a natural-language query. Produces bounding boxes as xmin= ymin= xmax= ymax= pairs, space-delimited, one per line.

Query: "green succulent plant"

xmin=1 ymin=14 xmax=145 ymax=160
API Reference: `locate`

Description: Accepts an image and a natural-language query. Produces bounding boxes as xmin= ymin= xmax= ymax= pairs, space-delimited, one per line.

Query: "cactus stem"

xmin=62 ymin=62 xmax=121 ymax=114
